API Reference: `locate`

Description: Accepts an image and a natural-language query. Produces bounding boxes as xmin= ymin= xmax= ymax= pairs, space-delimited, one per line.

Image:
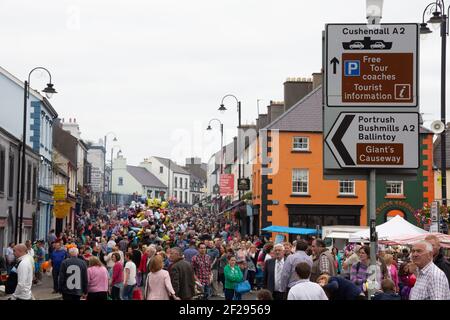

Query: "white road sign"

xmin=325 ymin=112 xmax=419 ymax=168
xmin=326 ymin=24 xmax=418 ymax=107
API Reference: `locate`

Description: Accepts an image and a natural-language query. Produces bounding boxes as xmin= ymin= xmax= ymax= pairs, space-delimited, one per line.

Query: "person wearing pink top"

xmin=144 ymin=255 xmax=180 ymax=300
xmin=87 ymin=256 xmax=109 ymax=300
xmin=384 ymin=254 xmax=399 ymax=291
xmin=110 ymin=253 xmax=124 ymax=300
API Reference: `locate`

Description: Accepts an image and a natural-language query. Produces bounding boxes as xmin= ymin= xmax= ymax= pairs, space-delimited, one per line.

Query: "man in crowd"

xmin=169 ymin=247 xmax=195 ymax=300
xmin=425 ymin=234 xmax=450 ymax=287
xmin=184 ymin=240 xmax=199 ymax=264
xmin=317 ymin=274 xmax=364 ymax=300
xmin=122 ymin=252 xmax=137 ymax=300
xmin=263 ymin=243 xmax=286 ymax=300
xmin=287 ymin=262 xmax=328 ymax=300
xmin=9 ymin=244 xmax=34 ymax=300
xmin=409 ymin=241 xmax=450 ymax=300
xmin=33 ymin=240 xmax=45 ymax=284
xmin=5 ymin=242 xmax=16 ymax=274
xmin=118 ymin=235 xmax=129 ymax=253
xmin=281 ymin=239 xmax=313 ymax=292
xmin=208 ymin=239 xmax=221 ymax=297
xmin=192 ymin=243 xmax=212 ymax=300
xmin=310 ymin=239 xmax=336 ymax=282
xmin=49 ymin=241 xmax=67 ymax=293
xmin=58 ymin=247 xmax=88 ymax=300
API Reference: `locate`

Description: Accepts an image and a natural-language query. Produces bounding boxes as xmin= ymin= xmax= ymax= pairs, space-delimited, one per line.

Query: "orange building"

xmin=252 ymin=86 xmax=367 ymax=238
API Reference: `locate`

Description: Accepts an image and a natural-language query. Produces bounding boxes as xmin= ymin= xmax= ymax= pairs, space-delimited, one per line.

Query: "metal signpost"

xmin=430 ymin=201 xmax=439 ymax=233
xmin=323 ymin=23 xmax=419 ymax=300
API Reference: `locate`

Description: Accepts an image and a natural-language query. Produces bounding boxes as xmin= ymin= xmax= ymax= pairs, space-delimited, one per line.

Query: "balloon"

xmin=161 ymin=201 xmax=168 ymax=209
xmin=41 ymin=261 xmax=51 ymax=271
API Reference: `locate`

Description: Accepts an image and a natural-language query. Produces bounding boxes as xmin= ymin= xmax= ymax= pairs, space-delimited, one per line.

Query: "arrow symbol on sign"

xmin=331 ymin=114 xmax=355 ymax=166
xmin=330 ymin=57 xmax=339 ymax=74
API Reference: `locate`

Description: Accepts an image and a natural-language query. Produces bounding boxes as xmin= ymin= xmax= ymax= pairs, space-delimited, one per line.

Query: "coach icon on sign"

xmin=58 ymin=247 xmax=88 ymax=300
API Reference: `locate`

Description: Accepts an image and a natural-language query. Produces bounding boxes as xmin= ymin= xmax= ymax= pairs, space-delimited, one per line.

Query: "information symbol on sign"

xmin=394 ymin=84 xmax=411 ymax=100
xmin=344 ymin=60 xmax=360 ymax=77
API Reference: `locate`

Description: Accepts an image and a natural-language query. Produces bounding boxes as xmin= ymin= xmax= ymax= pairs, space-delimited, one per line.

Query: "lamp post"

xmin=16 ymin=67 xmax=57 ymax=243
xmin=219 ymin=94 xmax=242 ymax=201
xmin=103 ymin=132 xmax=117 ymax=205
xmin=110 ymin=145 xmax=121 ymax=206
xmin=420 ymin=1 xmax=449 ymax=206
xmin=206 ymin=118 xmax=224 ymax=174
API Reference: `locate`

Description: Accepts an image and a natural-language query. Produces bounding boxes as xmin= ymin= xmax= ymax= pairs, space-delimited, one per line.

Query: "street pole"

xmin=238 ymin=101 xmax=242 ymax=202
xmin=441 ymin=14 xmax=447 ymax=206
xmin=18 ymin=80 xmax=28 ymax=243
xmin=168 ymin=159 xmax=171 ymax=199
xmin=103 ymin=135 xmax=107 ymax=205
xmin=110 ymin=147 xmax=113 ymax=207
xmin=368 ymin=169 xmax=378 ymax=300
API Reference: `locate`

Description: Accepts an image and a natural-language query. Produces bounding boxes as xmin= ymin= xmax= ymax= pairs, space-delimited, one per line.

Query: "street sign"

xmin=323 ymin=23 xmax=420 ymax=171
xmin=238 ymin=178 xmax=250 ymax=191
xmin=430 ymin=201 xmax=439 ymax=232
xmin=431 ymin=201 xmax=439 ymax=223
xmin=213 ymin=184 xmax=220 ymax=195
xmin=326 ymin=24 xmax=418 ymax=107
xmin=219 ymin=174 xmax=234 ymax=196
xmin=53 ymin=184 xmax=67 ymax=201
xmin=325 ymin=112 xmax=419 ymax=168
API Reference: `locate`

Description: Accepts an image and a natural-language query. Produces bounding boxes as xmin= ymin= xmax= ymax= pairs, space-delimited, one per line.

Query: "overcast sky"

xmin=0 ymin=0 xmax=444 ymax=166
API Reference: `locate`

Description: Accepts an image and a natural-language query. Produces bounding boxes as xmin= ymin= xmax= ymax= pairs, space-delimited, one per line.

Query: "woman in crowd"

xmin=246 ymin=244 xmax=258 ymax=290
xmin=224 ymin=256 xmax=243 ymax=301
xmin=384 ymin=254 xmax=399 ymax=292
xmin=87 ymin=256 xmax=109 ymax=300
xmin=110 ymin=252 xmax=123 ymax=300
xmin=217 ymin=245 xmax=228 ymax=290
xmin=144 ymin=255 xmax=179 ymax=300
xmin=350 ymin=245 xmax=371 ymax=292
xmin=332 ymin=247 xmax=343 ymax=274
xmin=398 ymin=262 xmax=416 ymax=300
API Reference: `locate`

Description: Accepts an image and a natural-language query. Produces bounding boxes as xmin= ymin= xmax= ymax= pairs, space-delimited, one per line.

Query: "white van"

xmin=321 ymin=225 xmax=369 ymax=251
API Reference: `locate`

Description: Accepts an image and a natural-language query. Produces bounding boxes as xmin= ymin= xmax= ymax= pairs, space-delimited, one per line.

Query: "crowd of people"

xmin=1 ymin=199 xmax=450 ymax=300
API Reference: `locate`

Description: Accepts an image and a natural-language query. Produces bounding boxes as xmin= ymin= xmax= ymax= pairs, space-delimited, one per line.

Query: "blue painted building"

xmin=0 ymin=66 xmax=58 ymax=241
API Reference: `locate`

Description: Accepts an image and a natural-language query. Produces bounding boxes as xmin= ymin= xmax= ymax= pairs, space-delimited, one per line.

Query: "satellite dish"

xmin=431 ymin=120 xmax=445 ymax=134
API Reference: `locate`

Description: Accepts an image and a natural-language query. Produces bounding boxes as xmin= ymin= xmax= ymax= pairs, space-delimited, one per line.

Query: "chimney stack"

xmin=283 ymin=77 xmax=313 ymax=112
xmin=312 ymin=71 xmax=323 ymax=89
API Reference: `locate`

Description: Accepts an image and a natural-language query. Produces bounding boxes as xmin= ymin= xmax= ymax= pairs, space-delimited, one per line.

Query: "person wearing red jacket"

xmin=138 ymin=246 xmax=156 ymax=287
xmin=110 ymin=253 xmax=123 ymax=300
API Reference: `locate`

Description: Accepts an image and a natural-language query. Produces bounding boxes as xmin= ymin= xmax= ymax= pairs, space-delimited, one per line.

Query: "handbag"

xmin=234 ymin=280 xmax=251 ymax=294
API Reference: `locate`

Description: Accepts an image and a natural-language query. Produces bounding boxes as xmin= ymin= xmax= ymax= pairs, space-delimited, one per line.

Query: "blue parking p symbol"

xmin=344 ymin=60 xmax=360 ymax=76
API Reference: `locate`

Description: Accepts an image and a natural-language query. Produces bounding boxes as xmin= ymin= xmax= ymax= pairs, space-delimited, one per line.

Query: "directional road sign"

xmin=326 ymin=24 xmax=418 ymax=107
xmin=325 ymin=112 xmax=419 ymax=168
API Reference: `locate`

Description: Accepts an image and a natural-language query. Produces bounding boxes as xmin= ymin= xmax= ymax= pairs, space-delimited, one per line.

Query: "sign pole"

xmin=368 ymin=168 xmax=378 ymax=300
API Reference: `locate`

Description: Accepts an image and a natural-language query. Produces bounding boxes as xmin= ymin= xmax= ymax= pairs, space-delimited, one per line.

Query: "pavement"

xmin=0 ymin=273 xmax=256 ymax=301
xmin=0 ymin=272 xmax=62 ymax=300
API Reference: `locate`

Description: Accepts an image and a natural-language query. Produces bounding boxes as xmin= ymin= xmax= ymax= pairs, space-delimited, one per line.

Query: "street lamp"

xmin=206 ymin=118 xmax=224 ymax=174
xmin=420 ymin=1 xmax=449 ymax=206
xmin=103 ymin=132 xmax=117 ymax=205
xmin=16 ymin=67 xmax=57 ymax=243
xmin=110 ymin=144 xmax=121 ymax=206
xmin=219 ymin=94 xmax=242 ymax=201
